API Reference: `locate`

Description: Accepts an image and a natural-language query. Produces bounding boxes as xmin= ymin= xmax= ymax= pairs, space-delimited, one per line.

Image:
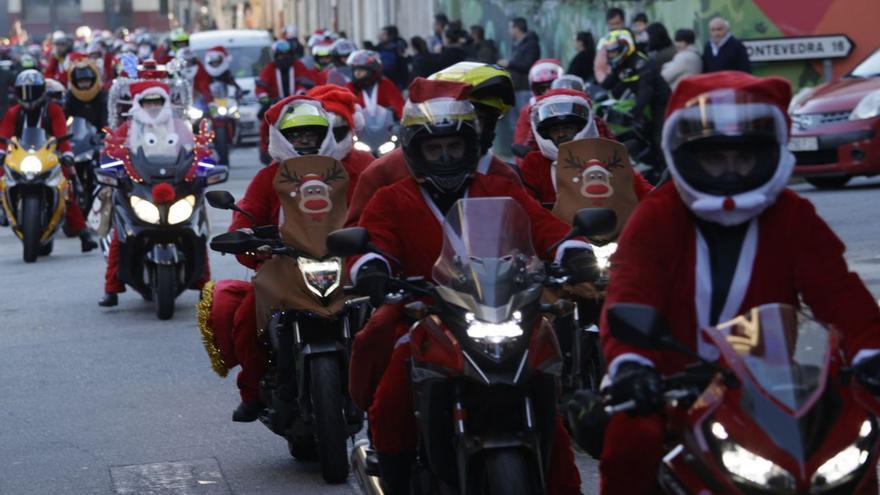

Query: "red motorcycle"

xmin=604 ymin=302 xmax=880 ymax=494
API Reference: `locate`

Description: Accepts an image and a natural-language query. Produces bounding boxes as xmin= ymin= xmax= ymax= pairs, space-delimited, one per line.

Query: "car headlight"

xmin=217 ymin=106 xmax=228 ymax=116
xmin=20 ymin=155 xmax=43 ymax=177
xmin=593 ymin=242 xmax=618 ymax=271
xmin=167 ymin=194 xmax=195 ymax=224
xmin=353 ymin=140 xmax=372 ymax=153
xmin=465 ymin=311 xmax=524 ymax=344
xmin=850 ymin=89 xmax=880 ymax=120
xmin=298 ymin=258 xmax=342 ymax=298
xmin=811 ymin=419 xmax=873 ymax=488
xmin=711 ymin=422 xmax=795 ymax=490
xmin=187 ymin=106 xmax=204 ymax=120
xmin=130 ymin=195 xmax=160 ymax=224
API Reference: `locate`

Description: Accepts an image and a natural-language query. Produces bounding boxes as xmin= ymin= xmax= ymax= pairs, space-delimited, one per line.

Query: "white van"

xmin=190 ymin=29 xmax=273 ymax=143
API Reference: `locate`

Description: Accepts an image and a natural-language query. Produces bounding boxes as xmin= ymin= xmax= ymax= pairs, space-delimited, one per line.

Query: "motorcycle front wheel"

xmin=215 ymin=124 xmax=229 ymax=166
xmin=481 ymin=450 xmax=531 ymax=495
xmin=310 ymin=354 xmax=349 ymax=483
xmin=154 ymin=264 xmax=176 ymax=320
xmin=20 ymin=194 xmax=43 ymax=263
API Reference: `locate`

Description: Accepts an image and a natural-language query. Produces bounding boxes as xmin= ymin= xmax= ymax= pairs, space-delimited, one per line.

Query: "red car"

xmin=789 ymin=47 xmax=880 ymax=188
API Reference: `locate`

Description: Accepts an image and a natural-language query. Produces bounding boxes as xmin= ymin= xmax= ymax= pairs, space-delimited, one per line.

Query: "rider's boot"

xmin=232 ymin=400 xmax=264 ymax=422
xmin=98 ymin=292 xmax=118 ymax=307
xmin=80 ymin=230 xmax=98 ymax=252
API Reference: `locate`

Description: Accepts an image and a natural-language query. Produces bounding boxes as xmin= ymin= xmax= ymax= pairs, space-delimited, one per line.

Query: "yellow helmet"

xmin=429 ymin=62 xmax=515 ymax=115
xmin=601 ymin=30 xmax=636 ymax=68
xmin=278 ymin=103 xmax=330 ymax=130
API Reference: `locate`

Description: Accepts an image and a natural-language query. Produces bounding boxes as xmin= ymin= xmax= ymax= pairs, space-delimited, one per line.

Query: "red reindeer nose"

xmin=151 ymin=183 xmax=176 ymax=204
xmin=303 ymin=198 xmax=329 ymax=211
xmin=585 ymin=183 xmax=610 ymax=196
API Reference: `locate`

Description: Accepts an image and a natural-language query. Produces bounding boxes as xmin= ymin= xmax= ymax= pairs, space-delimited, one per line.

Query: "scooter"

xmin=207 ymin=82 xmax=246 ymax=166
xmin=352 ymin=106 xmax=399 ymax=157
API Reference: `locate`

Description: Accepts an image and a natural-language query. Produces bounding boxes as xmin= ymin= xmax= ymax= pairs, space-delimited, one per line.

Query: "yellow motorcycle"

xmin=1 ymin=128 xmax=69 ymax=262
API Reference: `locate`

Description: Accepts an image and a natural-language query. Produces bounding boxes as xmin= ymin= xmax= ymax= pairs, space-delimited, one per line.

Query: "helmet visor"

xmin=17 ymin=84 xmax=44 ymax=104
xmin=402 ymin=98 xmax=478 ymax=129
xmin=532 ymin=99 xmax=591 ymax=131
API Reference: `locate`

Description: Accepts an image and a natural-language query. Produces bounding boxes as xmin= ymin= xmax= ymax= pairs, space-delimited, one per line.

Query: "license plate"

xmin=789 ymin=136 xmax=818 ymax=152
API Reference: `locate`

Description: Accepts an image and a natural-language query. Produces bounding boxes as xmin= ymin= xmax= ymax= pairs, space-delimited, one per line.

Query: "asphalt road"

xmin=0 ymin=145 xmax=878 ymax=494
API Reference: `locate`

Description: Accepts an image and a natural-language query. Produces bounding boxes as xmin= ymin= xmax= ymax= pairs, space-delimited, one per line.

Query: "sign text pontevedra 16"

xmin=743 ymin=35 xmax=854 ymax=62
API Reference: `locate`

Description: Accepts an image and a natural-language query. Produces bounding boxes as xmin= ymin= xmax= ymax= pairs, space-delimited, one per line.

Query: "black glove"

xmin=855 ymin=352 xmax=880 ymax=395
xmin=610 ymin=362 xmax=663 ymax=416
xmin=561 ymin=247 xmax=599 ymax=284
xmin=565 ymin=389 xmax=609 ymax=459
xmin=355 ymin=259 xmax=390 ymax=307
xmin=61 ymin=154 xmax=75 ymax=169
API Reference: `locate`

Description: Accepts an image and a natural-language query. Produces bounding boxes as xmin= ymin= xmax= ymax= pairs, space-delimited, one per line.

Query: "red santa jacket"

xmin=255 ymin=60 xmax=317 ymax=100
xmin=514 ymin=101 xmax=535 ymax=149
xmin=601 ymin=183 xmax=880 ymax=374
xmin=0 ymin=102 xmax=72 ymax=155
xmin=346 ymin=78 xmax=405 ymax=120
xmin=520 ymin=150 xmax=654 ymax=204
xmin=153 ymin=47 xmax=173 ymax=65
xmin=345 ymin=148 xmax=521 ymax=226
xmin=44 ymin=56 xmax=69 ymax=86
xmin=229 ymin=150 xmax=371 ymax=269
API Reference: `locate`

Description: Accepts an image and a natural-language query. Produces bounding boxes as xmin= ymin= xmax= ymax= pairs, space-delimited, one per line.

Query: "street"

xmin=0 ymin=144 xmax=878 ymax=494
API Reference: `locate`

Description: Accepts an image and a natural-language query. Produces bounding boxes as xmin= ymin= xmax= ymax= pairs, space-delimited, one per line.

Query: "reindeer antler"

xmin=561 ymin=150 xmax=584 ymax=171
xmin=321 ymin=162 xmax=346 ymax=184
xmin=605 ymin=148 xmax=626 ymax=170
xmin=278 ymin=164 xmax=303 ymax=188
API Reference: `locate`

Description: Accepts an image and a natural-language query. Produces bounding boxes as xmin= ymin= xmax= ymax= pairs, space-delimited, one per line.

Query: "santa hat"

xmin=531 ymin=88 xmax=598 ymax=161
xmin=662 ymin=71 xmax=794 ymax=226
xmin=529 ymin=59 xmax=563 ymax=83
xmin=67 ymin=52 xmax=89 ymax=64
xmin=206 ymin=45 xmax=228 ymax=57
xmin=264 ymin=95 xmax=336 ymax=162
xmin=306 ymin=85 xmax=365 ymax=160
xmin=204 ymin=45 xmax=231 ymax=77
xmin=407 ymin=77 xmax=471 ymax=103
xmin=127 ymin=80 xmax=175 ymax=148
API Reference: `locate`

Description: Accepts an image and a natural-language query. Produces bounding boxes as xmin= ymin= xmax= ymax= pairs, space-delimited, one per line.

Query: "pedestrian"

xmin=594 ymin=7 xmax=625 ymax=83
xmin=468 ymin=25 xmax=498 ymax=64
xmin=430 ymin=13 xmax=448 ymax=54
xmin=631 ymin=12 xmax=650 ymax=51
xmin=376 ymin=25 xmax=409 ymax=89
xmin=408 ymin=36 xmax=439 ymax=81
xmin=498 ymin=16 xmax=540 ymax=121
xmin=646 ymin=22 xmax=676 ymax=68
xmin=661 ymin=28 xmax=703 ymax=89
xmin=568 ymin=31 xmax=595 ymax=82
xmin=702 ymin=16 xmax=751 ymax=73
xmin=438 ymin=28 xmax=467 ymax=70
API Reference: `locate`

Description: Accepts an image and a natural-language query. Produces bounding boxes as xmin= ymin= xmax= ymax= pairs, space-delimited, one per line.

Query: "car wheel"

xmin=805 ymin=176 xmax=850 ymax=189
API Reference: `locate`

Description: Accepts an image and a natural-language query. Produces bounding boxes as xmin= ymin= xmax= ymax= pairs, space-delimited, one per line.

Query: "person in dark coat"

xmin=468 ymin=25 xmax=498 ymax=64
xmin=408 ymin=36 xmax=439 ymax=82
xmin=568 ymin=31 xmax=596 ymax=82
xmin=499 ymin=17 xmax=541 ymax=129
xmin=438 ymin=28 xmax=468 ymax=69
xmin=702 ymin=16 xmax=752 ymax=73
xmin=376 ymin=25 xmax=410 ymax=89
xmin=646 ymin=22 xmax=676 ymax=68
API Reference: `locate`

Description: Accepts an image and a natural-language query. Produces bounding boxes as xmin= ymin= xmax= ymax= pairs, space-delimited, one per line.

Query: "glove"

xmin=355 ymin=259 xmax=390 ymax=307
xmin=610 ymin=362 xmax=663 ymax=416
xmin=258 ymin=95 xmax=270 ymax=106
xmin=564 ymin=389 xmax=609 ymax=459
xmin=561 ymin=247 xmax=599 ymax=284
xmin=855 ymin=352 xmax=880 ymax=395
xmin=61 ymin=154 xmax=75 ymax=168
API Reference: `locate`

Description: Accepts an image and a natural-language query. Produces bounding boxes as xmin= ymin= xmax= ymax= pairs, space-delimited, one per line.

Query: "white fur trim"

xmin=476 ymin=152 xmax=492 ymax=175
xmin=353 ymin=105 xmax=366 ymax=131
xmin=553 ymin=239 xmax=593 ymax=264
xmin=204 ymin=54 xmax=230 ymax=77
xmin=608 ymin=353 xmax=655 ymax=378
xmin=349 ymin=252 xmax=390 ymax=283
xmin=128 ymin=86 xmax=175 ymax=150
xmin=332 ymin=132 xmax=353 ymax=161
xmin=267 ymin=100 xmax=337 ymax=162
xmin=532 ymin=94 xmax=598 ymax=161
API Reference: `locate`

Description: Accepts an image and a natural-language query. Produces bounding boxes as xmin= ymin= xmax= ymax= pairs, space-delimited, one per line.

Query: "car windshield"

xmin=194 ymin=45 xmax=270 ymax=78
xmin=849 ymin=47 xmax=880 ymax=78
xmin=703 ymin=304 xmax=830 ymax=415
xmin=432 ymin=197 xmax=544 ymax=323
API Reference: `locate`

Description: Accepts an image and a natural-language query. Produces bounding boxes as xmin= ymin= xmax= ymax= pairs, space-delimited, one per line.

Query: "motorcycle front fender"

xmin=146 ymin=243 xmax=179 ymax=266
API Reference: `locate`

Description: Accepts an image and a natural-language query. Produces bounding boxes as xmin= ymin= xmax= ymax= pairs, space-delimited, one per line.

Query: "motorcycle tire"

xmin=21 ymin=195 xmax=43 ymax=263
xmin=481 ymin=449 xmax=531 ymax=495
xmin=310 ymin=355 xmax=349 ymax=483
xmin=288 ymin=435 xmax=318 ymax=462
xmin=581 ymin=332 xmax=606 ymax=392
xmin=215 ymin=125 xmax=230 ymax=166
xmin=154 ymin=264 xmax=176 ymax=320
xmin=38 ymin=240 xmax=53 ymax=256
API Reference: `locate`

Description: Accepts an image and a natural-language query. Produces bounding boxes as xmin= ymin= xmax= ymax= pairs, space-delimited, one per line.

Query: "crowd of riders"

xmin=2 ymin=16 xmax=880 ymax=495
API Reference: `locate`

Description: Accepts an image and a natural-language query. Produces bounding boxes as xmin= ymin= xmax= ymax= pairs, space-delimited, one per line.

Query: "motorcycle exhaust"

xmin=351 ymin=439 xmax=385 ymax=495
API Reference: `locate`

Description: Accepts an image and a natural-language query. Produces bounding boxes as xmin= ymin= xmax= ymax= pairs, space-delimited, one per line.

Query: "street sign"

xmin=743 ymin=35 xmax=854 ymax=62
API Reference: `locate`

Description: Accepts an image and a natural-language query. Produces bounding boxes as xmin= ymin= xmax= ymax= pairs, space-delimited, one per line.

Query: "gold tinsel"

xmin=196 ymin=280 xmax=229 ymax=378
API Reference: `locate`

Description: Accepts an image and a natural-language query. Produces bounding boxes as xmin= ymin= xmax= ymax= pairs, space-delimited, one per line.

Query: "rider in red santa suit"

xmin=568 ymin=71 xmax=880 ymax=495
xmin=345 ymin=49 xmax=404 ymax=120
xmin=520 ymin=88 xmax=653 ymax=204
xmin=350 ymin=77 xmax=594 ymax=494
xmin=345 ymin=62 xmax=521 ymax=226
xmin=200 ymin=46 xmax=243 ymax=105
xmin=513 ymin=59 xmax=563 ymax=162
xmin=99 ymin=81 xmax=206 ymax=306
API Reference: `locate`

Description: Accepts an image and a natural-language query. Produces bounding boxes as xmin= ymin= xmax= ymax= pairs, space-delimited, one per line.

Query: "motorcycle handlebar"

xmin=604 ymin=388 xmax=695 ymax=415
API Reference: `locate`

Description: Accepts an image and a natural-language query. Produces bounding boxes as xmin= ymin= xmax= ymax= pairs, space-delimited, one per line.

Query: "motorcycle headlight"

xmin=378 ymin=141 xmax=396 ymax=155
xmin=850 ymin=89 xmax=880 ymax=121
xmin=75 ymin=151 xmax=93 ymax=162
xmin=20 ymin=155 xmax=43 ymax=177
xmin=217 ymin=106 xmax=228 ymax=116
xmin=811 ymin=419 xmax=873 ymax=488
xmin=298 ymin=258 xmax=342 ymax=298
xmin=130 ymin=195 xmax=161 ymax=224
xmin=593 ymin=242 xmax=618 ymax=271
xmin=167 ymin=194 xmax=195 ymax=224
xmin=353 ymin=140 xmax=372 ymax=153
xmin=465 ymin=311 xmax=524 ymax=344
xmin=711 ymin=422 xmax=795 ymax=490
xmin=188 ymin=106 xmax=204 ymax=120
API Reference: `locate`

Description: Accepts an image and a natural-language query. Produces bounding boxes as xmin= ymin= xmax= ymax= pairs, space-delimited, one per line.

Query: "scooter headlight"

xmin=593 ymin=242 xmax=618 ymax=271
xmin=297 ymin=257 xmax=342 ymax=298
xmin=378 ymin=141 xmax=396 ymax=155
xmin=465 ymin=311 xmax=524 ymax=344
xmin=710 ymin=422 xmax=795 ymax=491
xmin=167 ymin=194 xmax=196 ymax=224
xmin=217 ymin=106 xmax=228 ymax=116
xmin=130 ymin=195 xmax=161 ymax=224
xmin=811 ymin=419 xmax=874 ymax=488
xmin=353 ymin=140 xmax=372 ymax=153
xmin=188 ymin=106 xmax=204 ymax=120
xmin=20 ymin=155 xmax=43 ymax=177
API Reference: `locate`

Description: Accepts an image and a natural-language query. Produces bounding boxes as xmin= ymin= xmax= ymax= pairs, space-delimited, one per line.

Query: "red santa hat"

xmin=67 ymin=52 xmax=89 ymax=63
xmin=306 ymin=85 xmax=358 ymax=129
xmin=531 ymin=88 xmax=598 ymax=161
xmin=206 ymin=45 xmax=228 ymax=57
xmin=264 ymin=95 xmax=336 ymax=162
xmin=204 ymin=46 xmax=231 ymax=77
xmin=529 ymin=58 xmax=563 ymax=83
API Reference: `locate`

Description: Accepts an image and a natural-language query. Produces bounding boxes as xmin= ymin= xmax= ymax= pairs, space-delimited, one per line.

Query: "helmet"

xmin=15 ymin=69 xmax=46 ymax=110
xmin=203 ymin=47 xmax=230 ymax=77
xmin=401 ymin=87 xmax=481 ymax=194
xmin=551 ymin=74 xmax=586 ymax=92
xmin=170 ymin=28 xmax=189 ymax=49
xmin=531 ymin=90 xmax=598 ymax=161
xmin=312 ymin=42 xmax=334 ymax=70
xmin=277 ymin=102 xmax=331 ymax=156
xmin=347 ymin=50 xmax=382 ymax=90
xmin=69 ymin=61 xmax=101 ymax=102
xmin=51 ymin=31 xmax=69 ymax=44
xmin=528 ymin=59 xmax=563 ymax=97
xmin=272 ymin=40 xmax=292 ymax=56
xmin=45 ymin=78 xmax=65 ymax=102
xmin=601 ymin=30 xmax=636 ymax=69
xmin=18 ymin=53 xmax=37 ymax=70
xmin=283 ymin=24 xmax=298 ymax=40
xmin=330 ymin=38 xmax=356 ymax=65
xmin=52 ymin=31 xmax=72 ymax=57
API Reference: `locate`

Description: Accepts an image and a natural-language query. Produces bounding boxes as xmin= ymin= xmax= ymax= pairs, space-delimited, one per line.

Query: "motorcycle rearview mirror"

xmin=572 ymin=208 xmax=617 ymax=239
xmin=607 ymin=303 xmax=670 ymax=349
xmin=209 ymin=230 xmax=257 ymax=254
xmin=206 ymin=190 xmax=237 ymax=209
xmin=326 ymin=227 xmax=371 ymax=257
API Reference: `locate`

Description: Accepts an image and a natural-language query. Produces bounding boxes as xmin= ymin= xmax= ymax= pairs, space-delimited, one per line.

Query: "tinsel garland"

xmin=196 ymin=280 xmax=229 ymax=378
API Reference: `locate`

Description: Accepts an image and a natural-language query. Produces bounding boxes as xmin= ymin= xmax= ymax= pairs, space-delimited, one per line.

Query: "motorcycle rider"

xmin=202 ymin=46 xmax=243 ymax=102
xmin=45 ymin=31 xmax=74 ymax=85
xmin=565 ymin=71 xmax=880 ymax=495
xmin=345 ymin=49 xmax=404 ymax=120
xmin=349 ymin=77 xmax=594 ymax=494
xmin=135 ymin=34 xmax=156 ymax=62
xmin=520 ymin=88 xmax=652 ymax=204
xmin=599 ymin=29 xmax=671 ymax=172
xmin=99 ymin=81 xmax=205 ymax=306
xmin=0 ymin=69 xmax=97 ymax=251
xmin=325 ymin=38 xmax=356 ymax=86
xmin=153 ymin=28 xmax=190 ymax=64
xmin=86 ymin=40 xmax=115 ymax=89
xmin=513 ymin=58 xmax=564 ymax=157
xmin=346 ymin=62 xmax=521 ymax=225
xmin=64 ymin=57 xmax=109 ymax=131
xmin=205 ymin=94 xmax=368 ymax=420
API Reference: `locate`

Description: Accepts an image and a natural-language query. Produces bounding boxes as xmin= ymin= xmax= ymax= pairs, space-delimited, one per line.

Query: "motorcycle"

xmin=352 ymin=106 xmax=399 ymax=157
xmin=205 ymin=157 xmax=367 ymax=483
xmin=332 ymin=198 xmax=615 ymax=494
xmin=0 ymin=128 xmax=70 ymax=262
xmin=602 ymin=302 xmax=880 ymax=494
xmin=95 ymin=128 xmax=228 ymax=319
xmin=68 ymin=116 xmax=102 ymax=220
xmin=207 ymin=81 xmax=245 ymax=166
xmin=590 ymin=87 xmax=661 ymax=183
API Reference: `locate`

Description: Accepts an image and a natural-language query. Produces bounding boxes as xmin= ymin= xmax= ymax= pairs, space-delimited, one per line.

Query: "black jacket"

xmin=702 ymin=36 xmax=752 ymax=74
xmin=601 ymin=53 xmax=670 ymax=124
xmin=568 ymin=50 xmax=595 ymax=82
xmin=438 ymin=46 xmax=467 ymax=70
xmin=65 ymin=91 xmax=109 ymax=130
xmin=469 ymin=40 xmax=498 ymax=64
xmin=507 ymin=31 xmax=541 ymax=91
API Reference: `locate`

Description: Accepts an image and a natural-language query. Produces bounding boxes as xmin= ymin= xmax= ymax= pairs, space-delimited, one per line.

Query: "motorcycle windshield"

xmin=20 ymin=127 xmax=47 ymax=150
xmin=704 ymin=304 xmax=830 ymax=416
xmin=70 ymin=117 xmax=96 ymax=140
xmin=209 ymin=81 xmax=229 ymax=99
xmin=129 ymin=147 xmax=194 ymax=183
xmin=432 ymin=198 xmax=544 ymax=323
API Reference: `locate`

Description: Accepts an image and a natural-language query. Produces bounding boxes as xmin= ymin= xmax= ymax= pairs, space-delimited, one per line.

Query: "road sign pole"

xmin=823 ymin=59 xmax=833 ymax=83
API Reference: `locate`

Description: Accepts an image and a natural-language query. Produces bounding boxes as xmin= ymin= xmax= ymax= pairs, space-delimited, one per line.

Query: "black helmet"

xmin=15 ymin=69 xmax=46 ymax=110
xmin=401 ymin=92 xmax=481 ymax=194
xmin=347 ymin=50 xmax=382 ymax=90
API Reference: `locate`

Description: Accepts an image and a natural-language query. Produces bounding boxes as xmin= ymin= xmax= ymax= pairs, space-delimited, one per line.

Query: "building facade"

xmin=7 ymin=0 xmax=173 ymax=38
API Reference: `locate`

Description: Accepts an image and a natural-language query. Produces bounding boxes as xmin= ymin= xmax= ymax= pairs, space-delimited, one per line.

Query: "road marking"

xmin=111 ymin=458 xmax=230 ymax=494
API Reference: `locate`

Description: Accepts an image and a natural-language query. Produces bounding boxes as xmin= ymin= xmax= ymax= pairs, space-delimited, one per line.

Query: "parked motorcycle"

xmin=352 ymin=106 xmax=399 ymax=157
xmin=333 ymin=198 xmax=614 ymax=494
xmin=0 ymin=129 xmax=70 ymax=262
xmin=205 ymin=155 xmax=367 ymax=484
xmin=95 ymin=131 xmax=227 ymax=319
xmin=602 ymin=302 xmax=880 ymax=494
